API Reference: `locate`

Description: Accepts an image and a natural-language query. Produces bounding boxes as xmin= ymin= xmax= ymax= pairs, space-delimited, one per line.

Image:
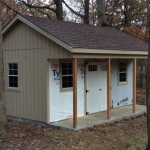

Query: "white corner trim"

xmin=72 ymin=48 xmax=148 ymax=55
xmin=2 ymin=15 xmax=73 ymax=53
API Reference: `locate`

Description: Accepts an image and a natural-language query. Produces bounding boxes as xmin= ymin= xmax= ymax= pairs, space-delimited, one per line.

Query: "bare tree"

xmin=96 ymin=0 xmax=107 ymax=26
xmin=105 ymin=0 xmax=146 ymax=29
xmin=1 ymin=0 xmax=63 ymax=21
xmin=63 ymin=0 xmax=90 ymax=24
xmin=0 ymin=0 xmax=7 ymax=134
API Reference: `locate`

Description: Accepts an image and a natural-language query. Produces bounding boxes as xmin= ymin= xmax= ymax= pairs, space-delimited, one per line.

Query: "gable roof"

xmin=2 ymin=15 xmax=148 ymax=55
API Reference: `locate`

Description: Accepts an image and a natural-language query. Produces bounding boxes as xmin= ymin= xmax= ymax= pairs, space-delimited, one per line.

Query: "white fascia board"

xmin=73 ymin=54 xmax=148 ymax=59
xmin=2 ymin=15 xmax=18 ymax=34
xmin=72 ymin=48 xmax=148 ymax=55
xmin=2 ymin=15 xmax=73 ymax=53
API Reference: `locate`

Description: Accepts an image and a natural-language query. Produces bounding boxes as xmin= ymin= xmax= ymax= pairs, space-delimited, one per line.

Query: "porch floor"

xmin=49 ymin=105 xmax=146 ymax=131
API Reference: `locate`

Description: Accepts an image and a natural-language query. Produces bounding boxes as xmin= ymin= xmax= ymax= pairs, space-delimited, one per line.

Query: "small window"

xmin=61 ymin=62 xmax=73 ymax=89
xmin=118 ymin=62 xmax=127 ymax=84
xmin=101 ymin=65 xmax=107 ymax=71
xmin=88 ymin=65 xmax=97 ymax=71
xmin=8 ymin=63 xmax=18 ymax=88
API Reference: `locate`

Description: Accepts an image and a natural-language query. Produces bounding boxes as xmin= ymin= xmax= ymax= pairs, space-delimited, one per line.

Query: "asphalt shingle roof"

xmin=22 ymin=15 xmax=148 ymax=52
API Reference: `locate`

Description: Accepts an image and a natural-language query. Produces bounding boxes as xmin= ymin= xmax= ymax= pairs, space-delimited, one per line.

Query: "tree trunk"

xmin=0 ymin=0 xmax=7 ymax=134
xmin=84 ymin=0 xmax=89 ymax=24
xmin=146 ymin=0 xmax=150 ymax=149
xmin=96 ymin=0 xmax=106 ymax=26
xmin=55 ymin=0 xmax=63 ymax=20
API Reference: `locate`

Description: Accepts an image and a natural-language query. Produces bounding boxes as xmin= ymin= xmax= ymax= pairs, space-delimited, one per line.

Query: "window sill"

xmin=60 ymin=87 xmax=73 ymax=92
xmin=6 ymin=88 xmax=20 ymax=92
xmin=118 ymin=82 xmax=128 ymax=86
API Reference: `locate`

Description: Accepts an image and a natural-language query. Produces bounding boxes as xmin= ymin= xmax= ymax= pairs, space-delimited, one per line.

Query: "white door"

xmin=86 ymin=62 xmax=107 ymax=114
xmin=99 ymin=63 xmax=107 ymax=111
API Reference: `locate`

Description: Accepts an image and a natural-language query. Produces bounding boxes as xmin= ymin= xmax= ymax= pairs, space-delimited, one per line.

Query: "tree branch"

xmin=34 ymin=8 xmax=51 ymax=19
xmin=63 ymin=0 xmax=84 ymax=19
xmin=1 ymin=1 xmax=21 ymax=15
xmin=18 ymin=0 xmax=56 ymax=13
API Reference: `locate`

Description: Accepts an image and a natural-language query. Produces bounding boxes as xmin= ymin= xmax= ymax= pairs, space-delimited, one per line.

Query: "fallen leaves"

xmin=1 ymin=89 xmax=146 ymax=150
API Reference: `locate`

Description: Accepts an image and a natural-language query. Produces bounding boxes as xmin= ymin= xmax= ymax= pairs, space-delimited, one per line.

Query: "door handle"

xmin=99 ymin=89 xmax=102 ymax=91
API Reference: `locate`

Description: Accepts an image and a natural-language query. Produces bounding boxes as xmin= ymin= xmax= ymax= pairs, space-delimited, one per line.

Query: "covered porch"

xmin=49 ymin=104 xmax=146 ymax=130
xmin=71 ymin=57 xmax=137 ymax=128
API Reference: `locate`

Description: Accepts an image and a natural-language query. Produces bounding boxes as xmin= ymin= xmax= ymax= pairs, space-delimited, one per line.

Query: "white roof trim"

xmin=73 ymin=54 xmax=148 ymax=59
xmin=72 ymin=48 xmax=148 ymax=55
xmin=2 ymin=15 xmax=73 ymax=52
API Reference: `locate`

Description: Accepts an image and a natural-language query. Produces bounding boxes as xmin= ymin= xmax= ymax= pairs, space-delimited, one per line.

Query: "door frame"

xmin=84 ymin=59 xmax=107 ymax=115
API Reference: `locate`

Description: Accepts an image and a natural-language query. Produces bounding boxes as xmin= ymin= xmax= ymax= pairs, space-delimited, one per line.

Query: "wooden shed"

xmin=2 ymin=15 xmax=148 ymax=128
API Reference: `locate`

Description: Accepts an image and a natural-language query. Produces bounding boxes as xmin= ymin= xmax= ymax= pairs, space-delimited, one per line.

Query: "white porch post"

xmin=107 ymin=58 xmax=111 ymax=119
xmin=73 ymin=58 xmax=77 ymax=128
xmin=133 ymin=58 xmax=136 ymax=113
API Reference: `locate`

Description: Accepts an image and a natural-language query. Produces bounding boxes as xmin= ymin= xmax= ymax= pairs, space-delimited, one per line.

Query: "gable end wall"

xmin=3 ymin=21 xmax=72 ymax=122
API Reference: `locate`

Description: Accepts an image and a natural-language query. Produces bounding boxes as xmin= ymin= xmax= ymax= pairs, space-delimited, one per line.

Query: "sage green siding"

xmin=3 ymin=21 xmax=72 ymax=122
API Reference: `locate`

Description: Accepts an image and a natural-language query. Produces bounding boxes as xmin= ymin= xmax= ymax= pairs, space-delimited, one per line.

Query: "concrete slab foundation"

xmin=49 ymin=105 xmax=146 ymax=131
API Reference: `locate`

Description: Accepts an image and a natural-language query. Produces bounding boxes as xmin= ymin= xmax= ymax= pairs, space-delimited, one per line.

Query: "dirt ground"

xmin=137 ymin=89 xmax=146 ymax=105
xmin=0 ymin=89 xmax=147 ymax=150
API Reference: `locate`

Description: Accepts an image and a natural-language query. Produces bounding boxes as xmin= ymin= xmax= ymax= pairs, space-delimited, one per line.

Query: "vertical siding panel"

xmin=25 ymin=25 xmax=30 ymax=118
xmin=26 ymin=25 xmax=32 ymax=119
xmin=12 ymin=28 xmax=17 ymax=117
xmin=3 ymin=42 xmax=7 ymax=110
xmin=7 ymin=44 xmax=10 ymax=115
xmin=11 ymin=31 xmax=15 ymax=116
xmin=9 ymin=31 xmax=14 ymax=116
xmin=18 ymin=23 xmax=23 ymax=118
xmin=21 ymin=23 xmax=26 ymax=118
xmin=54 ymin=44 xmax=59 ymax=58
xmin=6 ymin=44 xmax=11 ymax=115
xmin=40 ymin=37 xmax=44 ymax=121
xmin=37 ymin=32 xmax=42 ymax=121
xmin=43 ymin=37 xmax=46 ymax=122
xmin=59 ymin=45 xmax=63 ymax=58
xmin=68 ymin=52 xmax=72 ymax=58
xmin=3 ymin=37 xmax=8 ymax=51
xmin=15 ymin=24 xmax=20 ymax=117
xmin=33 ymin=31 xmax=38 ymax=120
xmin=16 ymin=51 xmax=20 ymax=117
xmin=62 ymin=48 xmax=68 ymax=58
xmin=24 ymin=24 xmax=28 ymax=119
xmin=17 ymin=24 xmax=22 ymax=117
xmin=3 ymin=48 xmax=9 ymax=116
xmin=46 ymin=39 xmax=51 ymax=58
xmin=50 ymin=40 xmax=54 ymax=58
xmin=29 ymin=27 xmax=35 ymax=120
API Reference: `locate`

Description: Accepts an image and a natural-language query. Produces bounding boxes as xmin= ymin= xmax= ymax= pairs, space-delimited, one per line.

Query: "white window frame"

xmin=6 ymin=61 xmax=20 ymax=91
xmin=118 ymin=60 xmax=128 ymax=85
xmin=60 ymin=60 xmax=73 ymax=92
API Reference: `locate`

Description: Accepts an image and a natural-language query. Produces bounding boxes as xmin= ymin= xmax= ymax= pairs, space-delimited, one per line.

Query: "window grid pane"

xmin=8 ymin=63 xmax=18 ymax=88
xmin=88 ymin=65 xmax=97 ymax=71
xmin=62 ymin=62 xmax=73 ymax=88
xmin=119 ymin=62 xmax=127 ymax=82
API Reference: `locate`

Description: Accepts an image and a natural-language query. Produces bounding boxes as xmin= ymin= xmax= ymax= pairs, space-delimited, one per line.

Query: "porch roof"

xmin=3 ymin=15 xmax=148 ymax=57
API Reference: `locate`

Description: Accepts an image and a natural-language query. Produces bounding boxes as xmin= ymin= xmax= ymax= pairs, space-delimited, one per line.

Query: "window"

xmin=88 ymin=65 xmax=97 ymax=71
xmin=60 ymin=61 xmax=73 ymax=92
xmin=118 ymin=61 xmax=127 ymax=84
xmin=8 ymin=63 xmax=18 ymax=88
